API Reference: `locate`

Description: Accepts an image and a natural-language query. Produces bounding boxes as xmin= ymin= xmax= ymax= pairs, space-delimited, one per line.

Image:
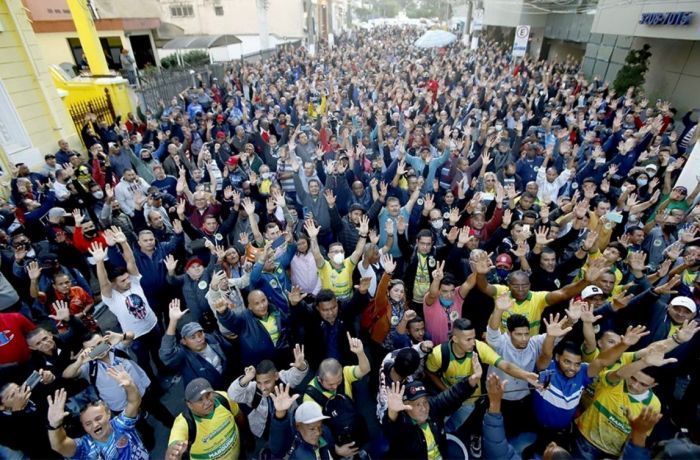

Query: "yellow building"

xmin=0 ymin=0 xmax=79 ymax=171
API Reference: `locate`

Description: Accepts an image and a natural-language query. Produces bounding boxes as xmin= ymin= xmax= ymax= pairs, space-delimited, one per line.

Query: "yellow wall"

xmin=0 ymin=0 xmax=80 ymax=170
xmin=34 ymin=30 xmax=129 ymax=69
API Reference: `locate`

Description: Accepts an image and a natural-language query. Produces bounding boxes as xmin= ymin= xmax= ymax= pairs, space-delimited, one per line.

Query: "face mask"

xmin=663 ymin=224 xmax=677 ymax=232
xmin=84 ymin=229 xmax=96 ymax=238
xmin=261 ymin=172 xmax=271 ymax=180
xmin=495 ymin=124 xmax=503 ymax=132
xmin=496 ymin=268 xmax=510 ymax=280
xmin=332 ymin=253 xmax=344 ymax=265
xmin=636 ymin=178 xmax=648 ymax=187
xmin=439 ymin=297 xmax=454 ymax=308
xmin=431 ymin=220 xmax=444 ymax=230
xmin=92 ymin=191 xmax=104 ymax=200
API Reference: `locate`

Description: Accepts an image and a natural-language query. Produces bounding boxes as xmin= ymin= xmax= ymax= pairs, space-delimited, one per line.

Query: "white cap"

xmin=670 ymin=296 xmax=697 ymax=314
xmin=581 ymin=285 xmax=605 ymax=300
xmin=294 ymin=402 xmax=330 ymax=424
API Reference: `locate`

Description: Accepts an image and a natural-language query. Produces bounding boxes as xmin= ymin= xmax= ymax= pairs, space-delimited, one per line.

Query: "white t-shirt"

xmin=102 ymin=275 xmax=157 ymax=338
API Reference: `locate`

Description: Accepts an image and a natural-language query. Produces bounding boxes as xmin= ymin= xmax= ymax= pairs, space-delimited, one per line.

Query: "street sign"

xmin=512 ymin=25 xmax=530 ymax=57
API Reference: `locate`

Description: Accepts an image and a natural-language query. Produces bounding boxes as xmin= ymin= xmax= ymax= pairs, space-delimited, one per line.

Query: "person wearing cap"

xmin=382 ymin=367 xmax=480 ymax=460
xmin=151 ymin=163 xmax=178 ymax=197
xmin=113 ymin=169 xmax=150 ymax=218
xmin=166 ymin=254 xmax=217 ymax=323
xmin=40 ymin=153 xmax=61 ymax=180
xmin=328 ymin=190 xmax=382 ymax=255
xmin=159 ymin=299 xmax=234 ymax=389
xmin=167 ymin=377 xmax=245 ymax=460
xmin=22 ymin=251 xmax=91 ymax=299
xmin=269 ymin=394 xmax=341 ymax=460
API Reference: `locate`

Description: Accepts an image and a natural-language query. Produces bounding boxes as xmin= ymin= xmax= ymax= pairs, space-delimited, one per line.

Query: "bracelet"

xmin=47 ymin=422 xmax=63 ymax=430
xmin=672 ymin=333 xmax=683 ymax=345
xmin=358 ymin=233 xmax=368 ymax=238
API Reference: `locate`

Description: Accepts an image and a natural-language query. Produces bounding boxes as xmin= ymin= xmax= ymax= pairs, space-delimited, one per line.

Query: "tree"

xmin=613 ymin=44 xmax=652 ymax=94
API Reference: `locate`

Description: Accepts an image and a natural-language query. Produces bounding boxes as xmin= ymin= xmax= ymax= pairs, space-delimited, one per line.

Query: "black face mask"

xmin=84 ymin=229 xmax=97 ymax=238
xmin=662 ymin=224 xmax=677 ymax=233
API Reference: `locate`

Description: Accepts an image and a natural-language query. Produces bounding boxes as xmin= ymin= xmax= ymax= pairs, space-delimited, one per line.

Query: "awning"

xmin=161 ymin=34 xmax=242 ymax=50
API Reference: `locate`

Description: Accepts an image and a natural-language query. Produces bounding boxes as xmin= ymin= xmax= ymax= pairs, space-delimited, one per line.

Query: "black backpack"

xmin=88 ymin=348 xmax=133 ymax=400
xmin=305 ymin=383 xmax=368 ymax=447
xmin=181 ymin=393 xmax=233 ymax=453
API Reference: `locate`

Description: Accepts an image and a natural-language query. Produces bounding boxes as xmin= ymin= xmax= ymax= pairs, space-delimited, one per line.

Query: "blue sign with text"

xmin=639 ymin=11 xmax=694 ymax=26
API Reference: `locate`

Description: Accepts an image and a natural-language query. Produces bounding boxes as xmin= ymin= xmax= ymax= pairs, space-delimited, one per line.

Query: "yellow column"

xmin=65 ymin=0 xmax=111 ymax=76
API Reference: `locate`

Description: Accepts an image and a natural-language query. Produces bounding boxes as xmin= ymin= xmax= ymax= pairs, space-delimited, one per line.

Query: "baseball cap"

xmin=348 ymin=203 xmax=366 ymax=213
xmin=670 ymin=296 xmax=697 ymax=314
xmin=180 ymin=322 xmax=204 ymax=338
xmin=227 ymin=155 xmax=239 ymax=167
xmin=216 ymin=114 xmax=224 ymax=121
xmin=184 ymin=257 xmax=204 ymax=271
xmin=294 ymin=401 xmax=330 ymax=424
xmin=403 ymin=381 xmax=429 ymax=401
xmin=495 ymin=253 xmax=513 ymax=269
xmin=581 ymin=285 xmax=605 ymax=299
xmin=48 ymin=207 xmax=70 ymax=219
xmin=185 ymin=378 xmax=213 ymax=402
xmin=644 ymin=164 xmax=658 ymax=174
xmin=216 ymin=131 xmax=226 ymax=139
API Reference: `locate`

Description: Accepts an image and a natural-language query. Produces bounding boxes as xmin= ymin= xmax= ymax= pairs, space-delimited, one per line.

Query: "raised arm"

xmin=587 ymin=325 xmax=649 ymax=378
xmin=473 ymin=251 xmax=498 ymax=297
xmin=47 ymin=389 xmax=78 ymax=457
xmin=347 ymin=332 xmax=370 ymax=378
xmin=348 ymin=215 xmax=369 ymax=264
xmin=304 ymin=219 xmax=325 ymax=269
xmin=536 ymin=314 xmax=573 ymax=371
xmin=242 ymin=198 xmax=264 ymax=246
xmin=88 ymin=242 xmax=112 ymax=299
xmin=106 ymin=366 xmax=142 ymax=418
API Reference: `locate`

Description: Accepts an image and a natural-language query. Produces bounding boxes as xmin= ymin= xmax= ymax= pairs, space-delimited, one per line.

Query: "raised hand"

xmin=580 ymin=303 xmax=602 ymax=323
xmin=486 ymin=373 xmax=507 ymax=405
xmin=543 ymin=313 xmax=572 ymax=337
xmin=386 ymin=381 xmax=412 ymax=414
xmin=164 ymin=254 xmax=178 ymax=273
xmin=642 ymin=349 xmax=678 ymax=368
xmin=27 ymin=261 xmax=42 ymax=281
xmin=653 ymin=274 xmax=681 ymax=296
xmin=359 ymin=215 xmax=370 ymax=236
xmin=109 ymin=226 xmax=127 ymax=244
xmin=270 ymin=383 xmax=299 ymax=414
xmin=72 ymin=208 xmax=84 ymax=225
xmin=168 ymin=298 xmax=189 ymax=324
xmin=431 ymin=260 xmax=445 ymax=281
xmin=622 ymin=325 xmax=649 ymax=347
xmin=287 ymin=285 xmax=308 ymax=305
xmin=106 ymin=365 xmax=134 ymax=387
xmin=49 ymin=300 xmax=71 ymax=323
xmin=495 ymin=292 xmax=513 ymax=311
xmin=290 ymin=344 xmax=306 ymax=370
xmin=323 ymin=189 xmax=336 ymax=207
xmin=535 ymin=226 xmax=554 ymax=246
xmin=354 ymin=277 xmax=372 ymax=294
xmin=396 ymin=215 xmax=406 ymax=234
xmin=626 ymin=251 xmax=647 ymax=273
xmin=88 ymin=241 xmax=107 ymax=262
xmin=46 ymin=388 xmax=69 ymax=428
xmin=382 ymin=253 xmax=397 ymax=275
xmin=676 ymin=320 xmax=700 ymax=344
xmin=347 ymin=332 xmax=364 ymax=355
xmin=565 ymin=298 xmax=586 ymax=323
xmin=303 ymin=219 xmax=320 ymax=238
xmin=473 ymin=251 xmax=493 ymax=275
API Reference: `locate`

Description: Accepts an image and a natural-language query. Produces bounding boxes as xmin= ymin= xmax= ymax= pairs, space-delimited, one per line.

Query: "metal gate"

xmin=136 ymin=63 xmax=226 ymax=112
xmin=67 ymin=88 xmax=116 ymax=147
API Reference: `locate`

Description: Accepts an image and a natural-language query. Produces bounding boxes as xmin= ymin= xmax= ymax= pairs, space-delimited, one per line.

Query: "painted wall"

xmin=158 ymin=0 xmax=304 ymax=39
xmin=34 ymin=30 xmax=129 ymax=67
xmin=592 ymin=0 xmax=700 ymax=41
xmin=0 ymin=0 xmax=79 ymax=170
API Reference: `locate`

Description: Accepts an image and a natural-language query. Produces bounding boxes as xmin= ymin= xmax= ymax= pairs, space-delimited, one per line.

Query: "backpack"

xmin=88 ymin=348 xmax=133 ymax=400
xmin=439 ymin=342 xmax=452 ymax=375
xmin=182 ymin=393 xmax=233 ymax=453
xmin=305 ymin=384 xmax=368 ymax=447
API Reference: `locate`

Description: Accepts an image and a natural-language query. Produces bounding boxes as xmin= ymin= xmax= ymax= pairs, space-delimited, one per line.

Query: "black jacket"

xmin=381 ymin=378 xmax=477 ymax=460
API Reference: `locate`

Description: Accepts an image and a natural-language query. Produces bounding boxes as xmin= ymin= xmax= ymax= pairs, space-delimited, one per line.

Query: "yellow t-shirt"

xmin=319 ymin=259 xmax=356 ymax=300
xmin=413 ymin=254 xmax=431 ymax=303
xmin=258 ymin=314 xmax=279 ymax=345
xmin=304 ymin=365 xmax=360 ymax=404
xmin=426 ymin=340 xmax=501 ymax=395
xmin=576 ymin=252 xmax=624 ymax=293
xmin=576 ymin=371 xmax=661 ymax=456
xmin=168 ymin=391 xmax=241 ymax=460
xmin=580 ymin=349 xmax=637 ymax=409
xmin=493 ymin=285 xmax=549 ymax=335
xmin=420 ymin=423 xmax=442 ymax=460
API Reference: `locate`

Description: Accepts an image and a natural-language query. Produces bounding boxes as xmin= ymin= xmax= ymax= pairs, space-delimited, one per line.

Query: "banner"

xmin=472 ymin=9 xmax=484 ymax=31
xmin=512 ymin=25 xmax=530 ymax=57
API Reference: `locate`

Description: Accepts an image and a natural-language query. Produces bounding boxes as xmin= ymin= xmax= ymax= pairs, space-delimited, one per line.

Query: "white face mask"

xmin=332 ymin=253 xmax=344 ymax=265
xmin=261 ymin=172 xmax=271 ymax=180
xmin=495 ymin=124 xmax=503 ymax=132
xmin=93 ymin=191 xmax=104 ymax=200
xmin=431 ymin=220 xmax=444 ymax=230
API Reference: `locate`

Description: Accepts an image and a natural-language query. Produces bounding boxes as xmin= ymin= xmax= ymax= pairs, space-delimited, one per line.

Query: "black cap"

xmin=403 ymin=381 xmax=429 ymax=401
xmin=349 ymin=203 xmax=366 ymax=213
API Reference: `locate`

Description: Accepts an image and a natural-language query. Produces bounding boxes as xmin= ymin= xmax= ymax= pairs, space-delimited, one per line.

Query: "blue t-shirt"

xmin=151 ymin=176 xmax=178 ymax=196
xmin=71 ymin=413 xmax=148 ymax=460
xmin=532 ymin=360 xmax=593 ymax=430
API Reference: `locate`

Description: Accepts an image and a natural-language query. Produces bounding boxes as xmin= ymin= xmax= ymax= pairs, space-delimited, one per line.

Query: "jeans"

xmin=130 ymin=324 xmax=164 ymax=383
xmin=573 ymin=432 xmax=611 ymax=460
xmin=445 ymin=403 xmax=475 ymax=433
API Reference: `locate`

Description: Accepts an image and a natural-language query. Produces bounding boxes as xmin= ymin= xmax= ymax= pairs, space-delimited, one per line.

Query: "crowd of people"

xmin=0 ymin=25 xmax=699 ymax=460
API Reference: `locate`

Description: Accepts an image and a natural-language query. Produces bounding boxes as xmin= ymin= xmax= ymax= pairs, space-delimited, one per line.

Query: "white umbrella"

xmin=414 ymin=30 xmax=458 ymax=49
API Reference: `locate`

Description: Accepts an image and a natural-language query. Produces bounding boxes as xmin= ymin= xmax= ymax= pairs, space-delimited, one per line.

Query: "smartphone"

xmin=606 ymin=211 xmax=623 ymax=224
xmin=88 ymin=342 xmax=111 ymax=360
xmin=23 ymin=370 xmax=42 ymax=391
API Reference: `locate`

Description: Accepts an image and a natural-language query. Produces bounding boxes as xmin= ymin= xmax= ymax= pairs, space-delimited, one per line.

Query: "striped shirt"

xmin=71 ymin=413 xmax=148 ymax=460
xmin=276 ymin=158 xmax=296 ymax=192
xmin=533 ymin=360 xmax=593 ymax=429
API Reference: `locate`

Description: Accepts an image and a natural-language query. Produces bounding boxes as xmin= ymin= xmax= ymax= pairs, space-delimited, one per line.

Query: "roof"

xmin=161 ymin=35 xmax=242 ymax=50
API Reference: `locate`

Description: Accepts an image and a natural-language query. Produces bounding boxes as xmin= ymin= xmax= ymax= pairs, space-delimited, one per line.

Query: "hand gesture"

xmin=611 ymin=290 xmax=635 ymax=311
xmin=168 ymin=298 xmax=189 ymax=324
xmin=535 ymin=226 xmax=554 ymax=246
xmin=347 ymin=332 xmax=364 ymax=355
xmin=580 ymin=303 xmax=603 ymax=323
xmin=642 ymin=349 xmax=678 ymax=368
xmin=105 ymin=184 xmax=114 ymax=200
xmin=565 ymin=298 xmax=586 ymax=322
xmin=386 ymin=381 xmax=412 ymax=414
xmin=676 ymin=320 xmax=700 ymax=344
xmin=241 ymin=197 xmax=256 ymax=216
xmin=72 ymin=209 xmax=84 ymax=225
xmin=382 ymin=254 xmax=397 ymax=275
xmin=543 ymin=313 xmax=572 ymax=338
xmin=164 ymin=254 xmax=178 ymax=273
xmin=270 ymin=383 xmax=299 ymax=413
xmin=290 ymin=344 xmax=306 ymax=370
xmin=513 ymin=241 xmax=528 ymax=259
xmin=653 ymin=274 xmax=680 ymax=296
xmin=46 ymin=388 xmax=69 ymax=428
xmin=27 ymin=261 xmax=41 ymax=281
xmin=323 ymin=189 xmax=336 ymax=208
xmin=106 ymin=365 xmax=134 ymax=387
xmin=584 ymin=257 xmax=610 ymax=283
xmin=49 ymin=300 xmax=71 ymax=323
xmin=303 ymin=219 xmax=320 ymax=238
xmin=359 ymin=215 xmax=370 ymax=236
xmin=458 ymin=226 xmax=472 ymax=246
xmin=473 ymin=251 xmax=494 ymax=275
xmin=354 ymin=277 xmax=372 ymax=295
xmin=423 ymin=194 xmax=435 ymax=212
xmin=431 ymin=260 xmax=445 ymax=281
xmin=626 ymin=251 xmax=646 ymax=272
xmin=396 ymin=215 xmax=406 ymax=234
xmin=109 ymin=226 xmax=127 ymax=244
xmin=448 ymin=207 xmax=460 ymax=226
xmin=486 ymin=373 xmax=507 ymax=404
xmin=173 ymin=219 xmax=183 ymax=235
xmin=622 ymin=325 xmax=649 ymax=347
xmin=88 ymin=241 xmax=107 ymax=262
xmin=287 ymin=285 xmax=308 ymax=306
xmin=626 ymin=406 xmax=662 ymax=437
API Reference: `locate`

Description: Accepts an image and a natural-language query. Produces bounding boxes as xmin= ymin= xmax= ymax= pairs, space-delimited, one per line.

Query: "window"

xmin=170 ymin=5 xmax=194 ymax=17
xmin=215 ymin=6 xmax=224 ymax=16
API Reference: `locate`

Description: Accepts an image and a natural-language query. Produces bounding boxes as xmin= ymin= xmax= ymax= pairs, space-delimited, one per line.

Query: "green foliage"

xmin=613 ymin=44 xmax=652 ymax=95
xmin=160 ymin=50 xmax=210 ymax=69
xmin=405 ymin=2 xmax=442 ymax=19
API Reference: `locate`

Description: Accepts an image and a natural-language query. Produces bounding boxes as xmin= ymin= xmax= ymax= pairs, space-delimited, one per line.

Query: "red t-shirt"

xmin=0 ymin=313 xmax=36 ymax=365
